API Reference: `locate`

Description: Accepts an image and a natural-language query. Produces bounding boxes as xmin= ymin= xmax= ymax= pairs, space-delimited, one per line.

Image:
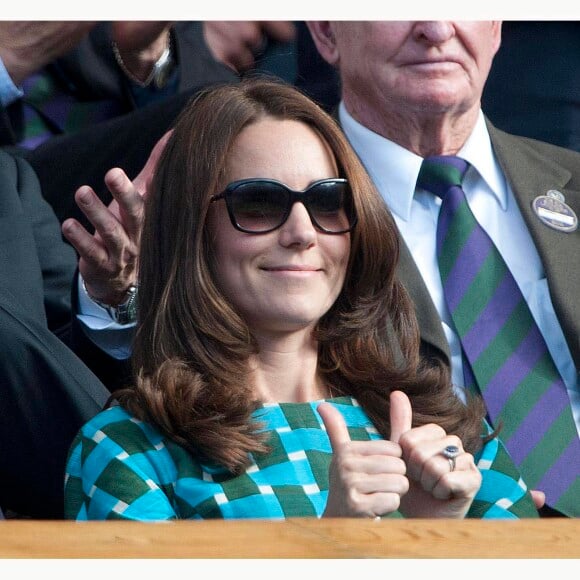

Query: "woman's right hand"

xmin=318 ymin=400 xmax=409 ymax=518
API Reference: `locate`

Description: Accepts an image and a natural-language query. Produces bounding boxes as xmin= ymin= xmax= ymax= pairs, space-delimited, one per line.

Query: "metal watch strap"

xmin=85 ymin=282 xmax=139 ymax=325
xmin=111 ymin=284 xmax=139 ymax=325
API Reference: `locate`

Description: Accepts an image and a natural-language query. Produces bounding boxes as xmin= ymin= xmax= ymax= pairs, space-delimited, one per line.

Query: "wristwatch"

xmin=89 ymin=284 xmax=139 ymax=325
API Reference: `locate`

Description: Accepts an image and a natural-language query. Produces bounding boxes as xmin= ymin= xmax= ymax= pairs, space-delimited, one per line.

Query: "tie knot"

xmin=416 ymin=155 xmax=470 ymax=199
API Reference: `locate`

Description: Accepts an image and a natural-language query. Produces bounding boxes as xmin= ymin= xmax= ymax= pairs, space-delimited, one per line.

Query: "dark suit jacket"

xmin=395 ymin=121 xmax=580 ymax=371
xmin=16 ymin=23 xmax=238 ymax=229
xmin=0 ymin=22 xmax=236 ymax=147
xmin=0 ymin=150 xmax=77 ymax=332
xmin=0 ymin=150 xmax=109 ymax=517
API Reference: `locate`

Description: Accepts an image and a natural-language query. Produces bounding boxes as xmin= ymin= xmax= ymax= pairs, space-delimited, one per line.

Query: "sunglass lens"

xmin=309 ymin=181 xmax=353 ymax=232
xmin=230 ymin=182 xmax=287 ymax=232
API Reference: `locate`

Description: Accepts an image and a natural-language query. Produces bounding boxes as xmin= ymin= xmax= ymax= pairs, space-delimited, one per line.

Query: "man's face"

xmin=314 ymin=22 xmax=501 ymax=127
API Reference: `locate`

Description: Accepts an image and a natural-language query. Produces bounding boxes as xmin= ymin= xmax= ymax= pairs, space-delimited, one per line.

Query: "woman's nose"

xmin=278 ymin=202 xmax=317 ymax=247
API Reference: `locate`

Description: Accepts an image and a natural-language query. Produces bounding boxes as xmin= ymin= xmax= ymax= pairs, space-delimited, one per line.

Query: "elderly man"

xmin=306 ymin=21 xmax=579 ymax=517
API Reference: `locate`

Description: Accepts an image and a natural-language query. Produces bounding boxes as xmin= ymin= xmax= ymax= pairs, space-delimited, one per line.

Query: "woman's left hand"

xmin=390 ymin=391 xmax=482 ymax=519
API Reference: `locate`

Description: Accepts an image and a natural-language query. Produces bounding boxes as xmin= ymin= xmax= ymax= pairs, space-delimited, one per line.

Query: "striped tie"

xmin=417 ymin=155 xmax=579 ymax=516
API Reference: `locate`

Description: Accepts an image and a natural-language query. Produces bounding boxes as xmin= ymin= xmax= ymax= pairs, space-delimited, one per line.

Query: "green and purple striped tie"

xmin=20 ymin=72 xmax=123 ymax=149
xmin=417 ymin=155 xmax=579 ymax=516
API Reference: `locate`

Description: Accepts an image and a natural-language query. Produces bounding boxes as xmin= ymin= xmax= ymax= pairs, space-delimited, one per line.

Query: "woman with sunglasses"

xmin=64 ymin=79 xmax=538 ymax=520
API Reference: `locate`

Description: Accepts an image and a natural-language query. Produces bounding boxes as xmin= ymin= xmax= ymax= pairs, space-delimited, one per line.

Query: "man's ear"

xmin=306 ymin=21 xmax=340 ymax=67
xmin=491 ymin=21 xmax=502 ymax=56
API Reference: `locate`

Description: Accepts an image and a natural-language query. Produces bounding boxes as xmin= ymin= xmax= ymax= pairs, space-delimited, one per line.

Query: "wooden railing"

xmin=0 ymin=518 xmax=578 ymax=558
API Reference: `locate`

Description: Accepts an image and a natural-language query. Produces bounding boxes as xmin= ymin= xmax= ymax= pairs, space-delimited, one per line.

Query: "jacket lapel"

xmin=396 ymin=234 xmax=452 ymax=364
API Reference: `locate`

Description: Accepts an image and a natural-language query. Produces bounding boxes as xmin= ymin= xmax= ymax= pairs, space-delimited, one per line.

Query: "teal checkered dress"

xmin=64 ymin=396 xmax=538 ymax=520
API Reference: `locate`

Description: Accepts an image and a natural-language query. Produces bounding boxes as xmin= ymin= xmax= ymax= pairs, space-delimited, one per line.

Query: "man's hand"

xmin=111 ymin=22 xmax=174 ymax=84
xmin=0 ymin=21 xmax=96 ymax=86
xmin=203 ymin=21 xmax=295 ymax=73
xmin=61 ymin=131 xmax=171 ymax=306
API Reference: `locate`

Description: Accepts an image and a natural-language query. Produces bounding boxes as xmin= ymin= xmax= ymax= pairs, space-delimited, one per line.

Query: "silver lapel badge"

xmin=532 ymin=190 xmax=578 ymax=233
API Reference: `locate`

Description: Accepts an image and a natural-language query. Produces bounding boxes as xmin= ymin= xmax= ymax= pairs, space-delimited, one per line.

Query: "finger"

xmin=104 ymin=168 xmax=144 ymax=240
xmin=74 ymin=185 xmax=114 ymax=229
xmin=353 ymin=473 xmax=409 ymax=497
xmin=356 ymin=491 xmax=404 ymax=519
xmin=531 ymin=489 xmax=546 ymax=510
xmin=430 ymin=461 xmax=481 ymax=501
xmin=338 ymin=452 xmax=406 ymax=475
xmin=75 ymin=186 xmax=125 ymax=257
xmin=62 ymin=218 xmax=108 ymax=269
xmin=418 ymin=446 xmax=469 ymax=493
xmin=389 ymin=390 xmax=413 ymax=443
xmin=403 ymin=428 xmax=460 ymax=482
xmin=132 ymin=130 xmax=172 ymax=196
xmin=261 ymin=21 xmax=296 ymax=43
xmin=318 ymin=402 xmax=351 ymax=450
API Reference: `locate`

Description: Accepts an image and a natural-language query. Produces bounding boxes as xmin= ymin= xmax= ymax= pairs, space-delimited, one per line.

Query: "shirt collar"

xmin=339 ymin=103 xmax=508 ymax=221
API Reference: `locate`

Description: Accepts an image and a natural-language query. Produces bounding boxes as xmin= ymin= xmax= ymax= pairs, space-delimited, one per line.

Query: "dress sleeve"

xmin=64 ymin=410 xmax=178 ymax=521
xmin=466 ymin=423 xmax=540 ymax=519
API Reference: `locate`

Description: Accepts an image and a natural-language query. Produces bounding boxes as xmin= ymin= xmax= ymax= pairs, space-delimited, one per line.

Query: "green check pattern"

xmin=64 ymin=397 xmax=538 ymax=520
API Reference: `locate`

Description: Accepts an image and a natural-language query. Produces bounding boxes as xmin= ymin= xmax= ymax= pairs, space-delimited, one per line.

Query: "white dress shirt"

xmin=0 ymin=57 xmax=24 ymax=107
xmin=340 ymin=103 xmax=579 ymax=434
xmin=77 ymin=276 xmax=135 ymax=360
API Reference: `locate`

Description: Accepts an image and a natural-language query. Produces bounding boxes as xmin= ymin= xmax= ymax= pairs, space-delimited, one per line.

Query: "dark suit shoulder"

xmin=488 ymin=122 xmax=580 ymax=196
xmin=0 ymin=149 xmax=39 ymax=199
xmin=490 ymin=126 xmax=580 ymax=173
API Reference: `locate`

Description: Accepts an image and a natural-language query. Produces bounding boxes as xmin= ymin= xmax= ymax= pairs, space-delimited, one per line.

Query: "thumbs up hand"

xmin=318 ymin=399 xmax=408 ymax=518
xmin=390 ymin=391 xmax=482 ymax=519
xmin=320 ymin=391 xmax=482 ymax=519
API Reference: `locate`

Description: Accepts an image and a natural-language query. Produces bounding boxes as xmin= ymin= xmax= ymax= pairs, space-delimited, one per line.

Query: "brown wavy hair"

xmin=115 ymin=78 xmax=487 ymax=472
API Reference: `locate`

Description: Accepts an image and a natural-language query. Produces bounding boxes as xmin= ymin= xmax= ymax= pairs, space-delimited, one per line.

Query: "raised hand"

xmin=111 ymin=22 xmax=173 ymax=84
xmin=0 ymin=22 xmax=96 ymax=85
xmin=203 ymin=21 xmax=296 ymax=73
xmin=318 ymin=400 xmax=408 ymax=518
xmin=61 ymin=131 xmax=171 ymax=306
xmin=390 ymin=391 xmax=482 ymax=518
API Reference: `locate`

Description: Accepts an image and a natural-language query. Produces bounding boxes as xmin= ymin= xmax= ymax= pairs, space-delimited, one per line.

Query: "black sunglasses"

xmin=210 ymin=178 xmax=357 ymax=234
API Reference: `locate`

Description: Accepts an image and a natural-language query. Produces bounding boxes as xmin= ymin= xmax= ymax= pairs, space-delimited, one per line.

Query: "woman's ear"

xmin=305 ymin=21 xmax=341 ymax=67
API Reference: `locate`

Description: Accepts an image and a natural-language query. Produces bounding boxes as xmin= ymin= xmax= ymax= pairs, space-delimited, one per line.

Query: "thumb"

xmin=389 ymin=390 xmax=413 ymax=443
xmin=318 ymin=402 xmax=351 ymax=451
xmin=133 ymin=130 xmax=173 ymax=197
xmin=531 ymin=489 xmax=546 ymax=510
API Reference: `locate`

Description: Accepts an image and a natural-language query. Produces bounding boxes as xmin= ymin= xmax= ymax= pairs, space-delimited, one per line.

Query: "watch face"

xmin=115 ymin=286 xmax=139 ymax=325
xmin=126 ymin=291 xmax=139 ymax=322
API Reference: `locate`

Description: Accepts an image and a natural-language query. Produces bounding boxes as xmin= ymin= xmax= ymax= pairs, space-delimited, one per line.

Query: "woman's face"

xmin=207 ymin=118 xmax=351 ymax=337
